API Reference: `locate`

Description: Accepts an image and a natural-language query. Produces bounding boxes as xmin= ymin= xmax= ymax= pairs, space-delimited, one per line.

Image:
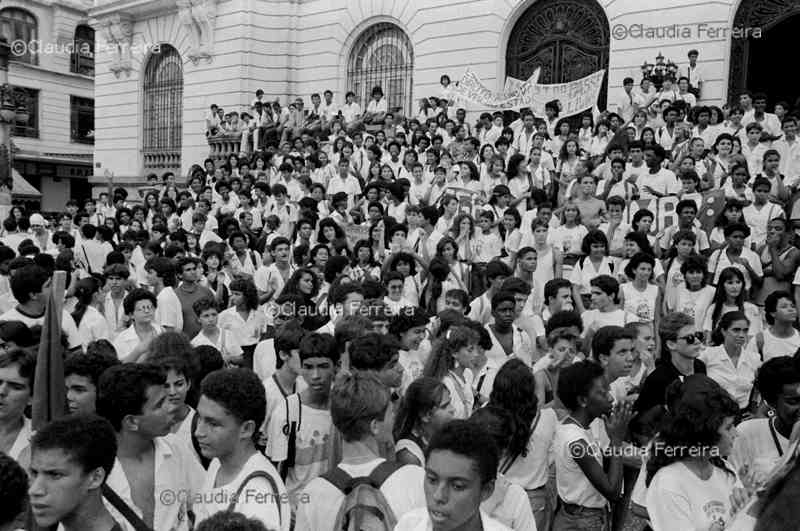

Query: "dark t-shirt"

xmin=175 ymin=282 xmax=215 ymax=338
xmin=633 ymin=358 xmax=707 ymax=415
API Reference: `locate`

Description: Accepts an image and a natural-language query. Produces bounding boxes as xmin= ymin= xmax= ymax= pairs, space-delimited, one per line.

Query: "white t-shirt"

xmin=155 ymin=286 xmax=183 ymax=331
xmin=0 ymin=307 xmax=82 ymax=350
xmin=265 ymin=400 xmax=332 ymax=497
xmin=646 ymin=462 xmax=738 ymax=531
xmin=582 ymin=309 xmax=638 ymax=336
xmin=193 ymin=452 xmax=290 ymax=531
xmin=554 ymin=421 xmax=608 ymax=508
xmin=503 ymin=408 xmax=558 ymax=490
xmin=729 ymin=417 xmax=787 ymax=487
xmin=294 ymin=458 xmax=426 ymax=531
xmin=637 ymin=168 xmax=680 ymax=199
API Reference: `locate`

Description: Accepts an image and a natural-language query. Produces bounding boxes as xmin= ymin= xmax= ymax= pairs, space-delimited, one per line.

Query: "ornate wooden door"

xmin=506 ymin=0 xmax=609 ymax=108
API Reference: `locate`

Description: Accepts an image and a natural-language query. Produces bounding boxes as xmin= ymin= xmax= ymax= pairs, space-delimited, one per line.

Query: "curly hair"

xmin=282 ymin=267 xmax=321 ymax=299
xmin=646 ymin=378 xmax=738 ymax=486
xmin=229 ymin=277 xmax=259 ymax=311
xmin=422 ymin=325 xmax=479 ymax=381
xmin=488 ymin=358 xmax=538 ymax=460
xmin=0 ymin=453 xmax=27 ymax=526
xmin=201 ymin=368 xmax=266 ymax=443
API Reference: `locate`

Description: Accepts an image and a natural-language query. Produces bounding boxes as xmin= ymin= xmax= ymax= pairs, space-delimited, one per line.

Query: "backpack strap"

xmin=227 ymin=471 xmax=283 ymax=528
xmin=322 ymin=461 xmax=406 ymax=494
xmin=101 ymin=484 xmax=154 ymax=531
xmin=279 ymin=394 xmax=302 ymax=479
xmin=368 ymin=460 xmax=405 ymax=488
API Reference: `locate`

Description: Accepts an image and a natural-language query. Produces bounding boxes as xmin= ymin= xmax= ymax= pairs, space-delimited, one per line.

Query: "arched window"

xmin=1 ymin=8 xmax=37 ymax=65
xmin=143 ymin=44 xmax=183 ymax=171
xmin=71 ymin=25 xmax=94 ymax=76
xmin=347 ymin=23 xmax=413 ymax=117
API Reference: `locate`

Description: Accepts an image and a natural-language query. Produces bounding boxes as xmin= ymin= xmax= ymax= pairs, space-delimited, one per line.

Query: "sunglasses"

xmin=677 ymin=331 xmax=705 ymax=344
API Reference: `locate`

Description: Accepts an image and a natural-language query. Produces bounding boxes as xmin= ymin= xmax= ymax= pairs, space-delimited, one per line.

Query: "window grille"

xmin=143 ymin=45 xmax=183 ymax=171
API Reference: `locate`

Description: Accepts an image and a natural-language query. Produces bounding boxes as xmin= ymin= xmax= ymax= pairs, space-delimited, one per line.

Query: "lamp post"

xmin=0 ymin=37 xmax=30 ymax=190
xmin=640 ymin=52 xmax=678 ymax=91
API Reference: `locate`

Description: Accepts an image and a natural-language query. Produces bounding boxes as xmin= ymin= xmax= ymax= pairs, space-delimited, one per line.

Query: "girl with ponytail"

xmin=70 ymin=277 xmax=110 ymax=350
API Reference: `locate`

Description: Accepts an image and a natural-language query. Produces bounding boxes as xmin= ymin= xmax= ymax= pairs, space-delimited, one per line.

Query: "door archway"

xmin=729 ymin=0 xmax=800 ymax=107
xmin=506 ymin=0 xmax=609 ymax=110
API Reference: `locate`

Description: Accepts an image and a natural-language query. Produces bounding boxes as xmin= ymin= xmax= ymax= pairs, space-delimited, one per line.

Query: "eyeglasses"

xmin=677 ymin=331 xmax=705 ymax=344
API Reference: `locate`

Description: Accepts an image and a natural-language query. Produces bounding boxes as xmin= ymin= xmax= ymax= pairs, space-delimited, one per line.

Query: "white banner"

xmin=454 ymin=68 xmax=606 ymax=118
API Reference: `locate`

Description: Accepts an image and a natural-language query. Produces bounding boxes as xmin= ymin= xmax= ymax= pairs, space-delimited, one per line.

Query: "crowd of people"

xmin=2 ymin=59 xmax=800 ymax=531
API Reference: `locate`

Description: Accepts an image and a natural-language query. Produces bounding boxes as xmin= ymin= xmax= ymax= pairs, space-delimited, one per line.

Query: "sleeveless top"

xmin=621 ymin=283 xmax=659 ymax=323
xmin=761 ymin=328 xmax=800 ymax=361
xmin=396 ymin=435 xmax=426 ymax=467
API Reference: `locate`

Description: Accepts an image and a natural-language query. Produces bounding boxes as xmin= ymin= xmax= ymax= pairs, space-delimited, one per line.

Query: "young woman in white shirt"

xmin=478 ymin=144 xmax=496 ymax=180
xmin=435 ymin=194 xmax=460 ymax=235
xmin=489 ymin=358 xmax=558 ymax=531
xmin=69 ymin=277 xmax=111 ymax=351
xmin=702 ymin=267 xmax=762 ymax=341
xmin=505 ymin=154 xmax=532 ymax=215
xmin=550 ymin=201 xmax=588 ymax=277
xmin=569 ymin=230 xmax=616 ymax=303
xmin=393 ymin=377 xmax=456 ymax=467
xmin=501 ymin=208 xmax=523 ymax=269
xmin=422 ymin=325 xmax=481 ymax=419
xmin=645 ymin=377 xmax=741 ymax=531
xmin=619 ymin=232 xmax=665 ymax=285
xmin=620 ymin=253 xmax=662 ymax=329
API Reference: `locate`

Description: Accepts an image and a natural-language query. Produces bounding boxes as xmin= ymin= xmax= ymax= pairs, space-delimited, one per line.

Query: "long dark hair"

xmin=392 ymin=377 xmax=447 ymax=443
xmin=71 ymin=277 xmax=100 ymax=327
xmin=488 ymin=358 xmax=538 ymax=460
xmin=646 ymin=376 xmax=738 ymax=486
xmin=282 ymin=267 xmax=321 ymax=300
xmin=709 ymin=267 xmax=746 ymax=330
xmin=710 ymin=310 xmax=749 ymax=347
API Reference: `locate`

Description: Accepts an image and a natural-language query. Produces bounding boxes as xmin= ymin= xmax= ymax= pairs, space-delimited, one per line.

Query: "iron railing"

xmin=143 ymin=44 xmax=183 ymax=170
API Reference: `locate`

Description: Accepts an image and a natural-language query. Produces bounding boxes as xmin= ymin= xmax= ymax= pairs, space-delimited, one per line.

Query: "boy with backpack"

xmin=265 ymin=333 xmax=337 ymax=498
xmin=193 ymin=368 xmax=290 ymax=530
xmin=263 ymin=319 xmax=307 ymax=429
xmin=295 ymin=372 xmax=426 ymax=531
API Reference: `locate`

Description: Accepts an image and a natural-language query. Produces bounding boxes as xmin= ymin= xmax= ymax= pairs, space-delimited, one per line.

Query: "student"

xmin=569 ymin=230 xmax=615 ymax=304
xmin=265 ymin=333 xmax=337 ymax=497
xmin=620 ymin=252 xmax=662 ymax=327
xmin=616 ymin=322 xmax=656 ymax=402
xmin=102 ymin=263 xmax=131 ymax=339
xmin=469 ymin=407 xmax=537 ymax=531
xmin=384 ymin=271 xmax=414 ymax=315
xmin=485 ymin=290 xmax=534 ymax=366
xmin=423 ymin=325 xmax=481 ymax=419
xmin=219 ymin=278 xmax=267 ymax=368
xmin=581 ymin=275 xmax=637 ymax=351
xmin=645 ymin=377 xmax=740 ymax=531
xmin=0 ymin=264 xmax=82 ymax=351
xmin=533 ymin=327 xmax=579 ymax=409
xmin=193 ymin=368 xmax=290 ymax=530
xmin=113 ymin=288 xmax=163 ymax=363
xmin=191 ymin=297 xmax=243 ymax=365
xmin=395 ymin=420 xmax=513 ymax=531
xmin=0 ymin=451 xmax=27 ymax=530
xmin=296 ymin=372 xmax=426 ymax=531
xmin=263 ymin=319 xmax=306 ymax=429
xmin=759 ymin=291 xmax=800 ymax=361
xmin=702 ymin=267 xmax=762 ymax=341
xmin=65 ymin=345 xmax=121 ymax=414
xmin=553 ymin=360 xmax=630 ymax=530
xmin=145 ymin=256 xmax=183 ymax=332
xmin=0 ymin=349 xmax=35 ymax=467
xmin=393 ymin=377 xmax=455 ymax=467
xmin=97 ymin=363 xmax=205 ymax=531
xmin=490 ymin=358 xmax=558 ymax=531
xmin=389 ymin=307 xmax=431 ymax=394
xmin=468 ymin=261 xmax=512 ymax=325
xmin=175 ymin=256 xmax=215 ymax=339
xmin=28 ymin=414 xmax=122 ymax=531
xmin=731 ymin=356 xmax=799 ymax=486
xmin=707 ymin=223 xmax=762 ymax=294
xmin=634 ymin=312 xmax=707 ymax=416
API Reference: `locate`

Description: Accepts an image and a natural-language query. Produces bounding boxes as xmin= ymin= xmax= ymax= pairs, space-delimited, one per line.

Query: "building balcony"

xmin=207 ymin=133 xmax=242 ymax=167
xmin=143 ymin=149 xmax=181 ymax=175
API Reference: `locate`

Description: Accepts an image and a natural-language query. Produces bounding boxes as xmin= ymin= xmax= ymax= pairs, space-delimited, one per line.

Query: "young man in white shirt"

xmin=194 ymin=368 xmax=290 ymax=530
xmin=144 ymin=257 xmax=183 ymax=332
xmin=77 ymin=224 xmax=113 ymax=276
xmin=327 ymin=157 xmax=362 ymax=211
xmin=363 ymin=86 xmax=388 ymax=126
xmin=341 ymin=90 xmax=362 ymax=133
xmin=394 ymin=420 xmax=512 ymax=531
xmin=637 ymin=144 xmax=679 ymax=199
xmin=774 ymin=115 xmax=800 ymax=187
xmin=296 ymin=372 xmax=426 ymax=531
xmin=743 ymin=93 xmax=782 ymax=137
xmin=97 ymin=363 xmax=205 ymax=531
xmin=611 ymin=77 xmax=642 ymax=124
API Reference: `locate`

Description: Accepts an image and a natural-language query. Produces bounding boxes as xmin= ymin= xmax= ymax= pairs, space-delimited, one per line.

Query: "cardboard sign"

xmin=451 ymin=68 xmax=541 ymax=110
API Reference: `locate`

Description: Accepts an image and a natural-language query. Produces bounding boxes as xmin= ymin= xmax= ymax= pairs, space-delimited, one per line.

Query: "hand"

xmin=729 ymin=486 xmax=750 ymax=516
xmin=604 ymin=400 xmax=633 ymax=443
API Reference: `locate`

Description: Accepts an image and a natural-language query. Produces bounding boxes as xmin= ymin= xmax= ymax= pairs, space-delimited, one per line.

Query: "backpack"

xmin=278 ymin=393 xmax=301 ymax=481
xmin=321 ymin=461 xmax=406 ymax=531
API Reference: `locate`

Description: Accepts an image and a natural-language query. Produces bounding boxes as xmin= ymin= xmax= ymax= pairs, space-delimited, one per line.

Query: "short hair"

xmin=334 ymin=314 xmax=374 ymax=351
xmin=103 ymin=263 xmax=130 ymax=280
xmin=545 ymin=310 xmax=584 ymax=336
xmin=195 ymin=511 xmax=270 ymax=531
xmin=349 ymin=332 xmax=398 ymax=371
xmin=145 ymin=256 xmax=176 ymax=287
xmin=544 ymin=278 xmax=572 ymax=305
xmin=274 ymin=320 xmax=306 ymax=368
xmin=680 ymin=254 xmax=707 ymax=275
xmin=659 ymin=312 xmax=695 ymax=347
xmin=485 ymin=260 xmax=512 ymax=281
xmin=65 ymin=350 xmax=121 ymax=387
xmin=31 ymin=414 xmax=117 ymax=479
xmin=752 ymin=176 xmax=772 ymax=191
xmin=491 ymin=290 xmax=516 ymax=311
xmin=388 ymin=306 xmax=430 ymax=335
xmin=557 ymin=360 xmax=606 ymax=410
xmin=97 ymin=364 xmax=166 ymax=431
xmin=500 ymin=277 xmax=531 ymax=297
xmin=624 ymin=252 xmax=656 ymax=279
xmin=331 ymin=372 xmax=390 ymax=442
xmin=676 ymin=199 xmax=698 ymax=214
xmin=299 ymin=333 xmax=339 ymax=364
xmin=758 ymin=357 xmax=800 ymax=406
xmin=764 ymin=290 xmax=794 ymax=325
xmin=200 ymin=369 xmax=266 ymax=440
xmin=10 ymin=264 xmax=49 ymax=303
xmin=426 ymin=419 xmax=499 ymax=485
xmin=581 ymin=229 xmax=608 ymax=255
xmin=123 ymin=288 xmax=157 ymax=315
xmin=591 ymin=326 xmax=634 ymax=361
xmin=193 ymin=297 xmax=218 ymax=317
xmin=0 ymin=348 xmax=36 ymax=389
xmin=590 ymin=274 xmax=619 ymax=298
xmin=0 ymin=452 xmax=27 ymax=526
